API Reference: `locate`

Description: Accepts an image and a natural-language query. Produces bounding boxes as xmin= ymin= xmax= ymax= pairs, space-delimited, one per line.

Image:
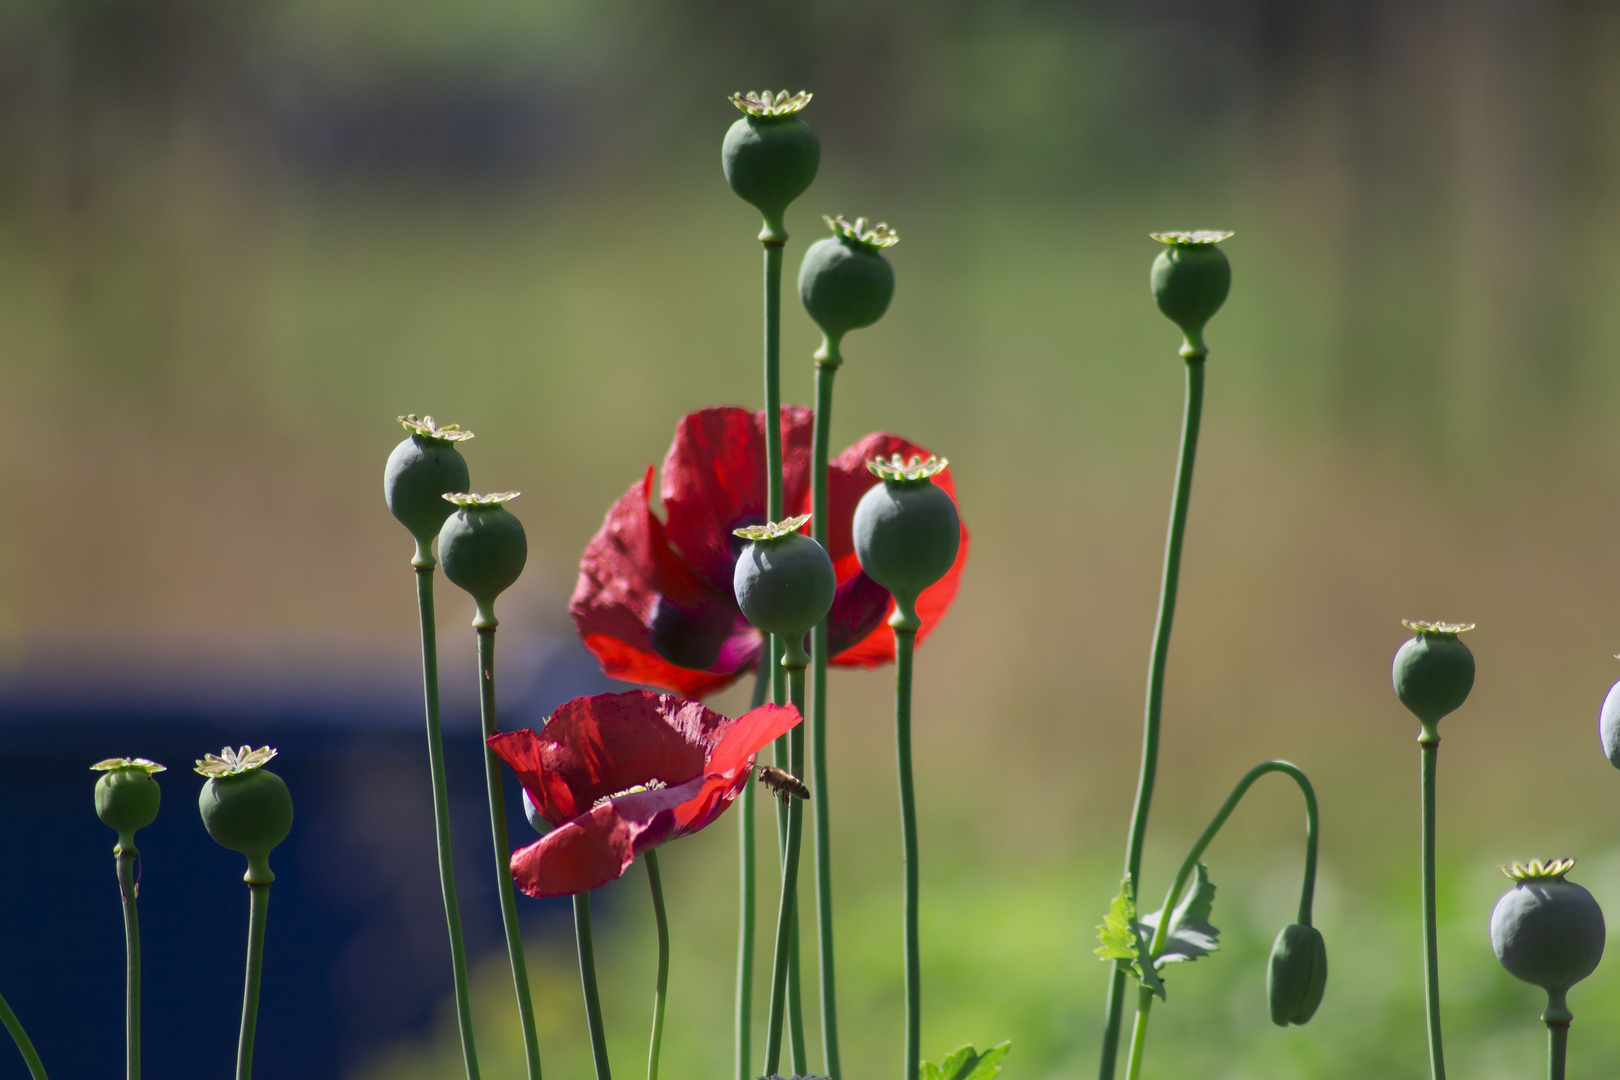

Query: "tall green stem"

xmin=235 ymin=884 xmax=270 ymax=1080
xmin=1543 ymin=989 xmax=1570 ymax=1080
xmin=1099 ymin=358 xmax=1206 ymax=1080
xmin=575 ymin=892 xmax=612 ymax=1080
xmin=117 ymin=844 xmax=140 ymax=1080
xmin=736 ymin=666 xmax=769 ymax=1080
xmin=476 ymin=627 xmax=543 ymax=1080
xmin=1121 ymin=759 xmax=1318 ymax=1080
xmin=415 ymin=567 xmax=480 ymax=1080
xmin=763 ymin=658 xmax=809 ymax=1076
xmin=763 ymin=239 xmax=785 ymax=525
xmin=645 ymin=850 xmax=669 ymax=1080
xmin=809 ymin=345 xmax=842 ymax=1078
xmin=894 ymin=623 xmax=922 ymax=1080
xmin=0 ymin=992 xmax=47 ymax=1080
xmin=1419 ymin=722 xmax=1445 ymax=1080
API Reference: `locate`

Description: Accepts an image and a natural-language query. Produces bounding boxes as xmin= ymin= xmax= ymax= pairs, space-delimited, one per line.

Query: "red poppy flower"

xmin=571 ymin=406 xmax=970 ymax=698
xmin=487 ymin=690 xmax=801 ymax=898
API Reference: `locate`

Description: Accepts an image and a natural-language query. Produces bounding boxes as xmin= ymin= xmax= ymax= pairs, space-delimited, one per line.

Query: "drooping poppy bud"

xmin=853 ymin=455 xmax=961 ymax=629
xmin=1266 ymin=923 xmax=1328 ymax=1027
xmin=1491 ymin=858 xmax=1605 ymax=1008
xmin=722 ymin=91 xmax=820 ymax=241
xmin=196 ymin=746 xmax=293 ymax=885
xmin=1393 ymin=621 xmax=1475 ymax=727
xmin=439 ymin=492 xmax=527 ymax=628
xmin=1597 ymin=673 xmax=1620 ymax=769
xmin=384 ymin=415 xmax=473 ymax=566
xmin=92 ymin=757 xmax=165 ymax=845
xmin=732 ymin=514 xmax=835 ymax=663
xmin=1149 ymin=231 xmax=1233 ymax=359
xmin=798 ymin=215 xmax=898 ymax=352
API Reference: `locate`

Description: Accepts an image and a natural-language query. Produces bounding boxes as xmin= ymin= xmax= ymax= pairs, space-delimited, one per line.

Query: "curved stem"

xmin=476 ymin=627 xmax=543 ymax=1080
xmin=575 ymin=892 xmax=612 ymax=1080
xmin=809 ymin=352 xmax=842 ymax=1079
xmin=0 ymin=992 xmax=46 ymax=1080
xmin=736 ymin=666 xmax=769 ymax=1080
xmin=117 ymin=845 xmax=140 ymax=1080
xmin=895 ymin=625 xmax=922 ymax=1080
xmin=1419 ymin=723 xmax=1445 ymax=1080
xmin=415 ymin=568 xmax=481 ymax=1080
xmin=764 ymin=660 xmax=809 ymax=1076
xmin=1120 ymin=760 xmax=1317 ymax=1080
xmin=1099 ymin=358 xmax=1206 ymax=1080
xmin=645 ymin=850 xmax=669 ymax=1080
xmin=235 ymin=884 xmax=270 ymax=1080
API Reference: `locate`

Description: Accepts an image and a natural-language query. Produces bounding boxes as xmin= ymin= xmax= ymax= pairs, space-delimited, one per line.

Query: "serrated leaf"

xmin=1094 ymin=878 xmax=1165 ymax=998
xmin=922 ymin=1041 xmax=1011 ymax=1080
xmin=1140 ymin=861 xmax=1220 ymax=970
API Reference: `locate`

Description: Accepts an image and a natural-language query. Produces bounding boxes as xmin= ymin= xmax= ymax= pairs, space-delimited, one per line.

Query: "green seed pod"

xmin=853 ymin=455 xmax=960 ymax=629
xmin=1598 ymin=675 xmax=1620 ymax=769
xmin=798 ymin=216 xmax=898 ymax=351
xmin=1393 ymin=620 xmax=1475 ymax=727
xmin=722 ymin=91 xmax=820 ymax=241
xmin=732 ymin=514 xmax=835 ymax=664
xmin=438 ymin=492 xmax=528 ymax=628
xmin=1491 ymin=859 xmax=1605 ymax=1002
xmin=384 ymin=415 xmax=473 ymax=567
xmin=1266 ymin=923 xmax=1328 ymax=1027
xmin=196 ymin=746 xmax=293 ymax=885
xmin=1149 ymin=231 xmax=1233 ymax=358
xmin=91 ymin=757 xmax=165 ymax=845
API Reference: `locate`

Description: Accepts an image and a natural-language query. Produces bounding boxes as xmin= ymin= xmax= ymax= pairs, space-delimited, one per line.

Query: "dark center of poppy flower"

xmin=726 ymin=513 xmax=768 ymax=561
xmin=649 ymin=595 xmax=737 ymax=670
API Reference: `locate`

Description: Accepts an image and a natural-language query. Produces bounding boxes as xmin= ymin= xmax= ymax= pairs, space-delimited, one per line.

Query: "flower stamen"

xmin=825 ymin=215 xmax=899 ymax=249
xmin=1501 ymin=857 xmax=1576 ymax=882
xmin=734 ymin=514 xmax=812 ymax=541
xmin=728 ymin=90 xmax=813 ymax=117
xmin=195 ymin=745 xmax=278 ymax=778
xmin=398 ymin=414 xmax=475 ymax=441
xmin=866 ymin=454 xmax=948 ymax=482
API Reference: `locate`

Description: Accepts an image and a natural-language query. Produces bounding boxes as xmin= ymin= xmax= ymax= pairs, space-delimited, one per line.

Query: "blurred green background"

xmin=5 ymin=0 xmax=1620 ymax=1077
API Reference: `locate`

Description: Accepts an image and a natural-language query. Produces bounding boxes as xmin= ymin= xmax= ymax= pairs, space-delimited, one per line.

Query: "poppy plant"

xmin=572 ymin=406 xmax=969 ymax=699
xmin=487 ymin=690 xmax=802 ymax=898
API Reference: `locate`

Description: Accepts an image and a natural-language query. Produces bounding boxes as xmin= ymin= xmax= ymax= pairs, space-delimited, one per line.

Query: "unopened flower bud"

xmin=1266 ymin=923 xmax=1328 ymax=1027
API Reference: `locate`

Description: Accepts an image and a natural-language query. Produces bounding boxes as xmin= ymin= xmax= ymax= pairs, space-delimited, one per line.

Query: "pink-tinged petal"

xmin=507 ymin=780 xmax=694 ymax=898
xmin=706 ymin=703 xmax=802 ymax=776
xmin=571 ymin=467 xmax=757 ymax=695
xmin=825 ymin=569 xmax=892 ymax=656
xmin=663 ymin=406 xmax=814 ymax=593
xmin=488 ymin=691 xmax=723 ymax=823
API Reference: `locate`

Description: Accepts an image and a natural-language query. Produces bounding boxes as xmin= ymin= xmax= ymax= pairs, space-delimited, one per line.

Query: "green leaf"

xmin=1094 ymin=877 xmax=1165 ymax=999
xmin=1141 ymin=861 xmax=1220 ymax=971
xmin=922 ymin=1041 xmax=1012 ymax=1080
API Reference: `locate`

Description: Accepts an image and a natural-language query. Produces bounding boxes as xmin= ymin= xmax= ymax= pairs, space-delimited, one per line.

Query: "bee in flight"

xmin=754 ymin=765 xmax=810 ymax=806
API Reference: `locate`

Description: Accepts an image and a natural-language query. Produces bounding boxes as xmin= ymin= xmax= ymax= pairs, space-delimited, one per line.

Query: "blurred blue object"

xmin=0 ymin=631 xmax=614 ymax=1079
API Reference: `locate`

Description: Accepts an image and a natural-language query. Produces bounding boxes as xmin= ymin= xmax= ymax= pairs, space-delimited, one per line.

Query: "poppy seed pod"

xmin=385 ymin=415 xmax=473 ymax=565
xmin=1266 ymin=923 xmax=1328 ymax=1027
xmin=799 ymin=216 xmax=898 ymax=347
xmin=1393 ymin=621 xmax=1475 ymax=727
xmin=92 ymin=758 xmax=165 ymax=844
xmin=853 ymin=456 xmax=960 ymax=628
xmin=732 ymin=515 xmax=835 ymax=662
xmin=1598 ymin=675 xmax=1620 ymax=769
xmin=439 ymin=492 xmax=527 ymax=627
xmin=1149 ymin=231 xmax=1233 ymax=358
xmin=196 ymin=746 xmax=293 ymax=885
xmin=722 ymin=91 xmax=819 ymax=240
xmin=1491 ymin=859 xmax=1605 ymax=1000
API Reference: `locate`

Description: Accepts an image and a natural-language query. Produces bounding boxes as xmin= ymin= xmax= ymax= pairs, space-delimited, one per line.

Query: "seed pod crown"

xmin=438 ymin=491 xmax=528 ymax=627
xmin=385 ymin=414 xmax=473 ymax=565
xmin=1491 ymin=856 xmax=1606 ymax=998
xmin=92 ymin=757 xmax=165 ymax=843
xmin=197 ymin=745 xmax=294 ymax=885
xmin=732 ymin=514 xmax=835 ymax=654
xmin=798 ymin=215 xmax=898 ymax=347
xmin=853 ymin=455 xmax=961 ymax=626
xmin=1149 ymin=231 xmax=1233 ymax=359
xmin=1393 ymin=620 xmax=1476 ymax=727
xmin=722 ymin=90 xmax=820 ymax=240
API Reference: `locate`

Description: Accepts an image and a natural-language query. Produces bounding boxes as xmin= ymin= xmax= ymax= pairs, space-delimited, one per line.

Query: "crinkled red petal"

xmin=662 ymin=406 xmax=814 ymax=593
xmin=506 ymin=779 xmax=692 ymax=898
xmin=570 ymin=466 xmax=757 ymax=697
xmin=487 ymin=690 xmax=724 ymax=824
